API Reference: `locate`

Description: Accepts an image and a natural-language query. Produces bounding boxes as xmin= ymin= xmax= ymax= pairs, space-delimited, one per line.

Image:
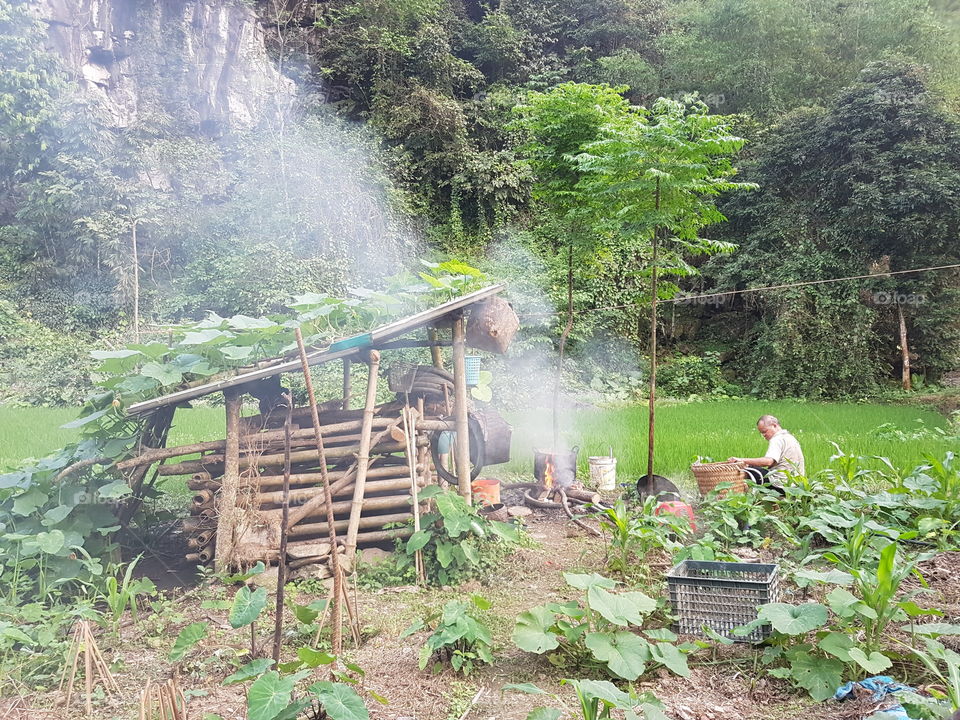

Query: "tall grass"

xmin=2 ymin=401 xmax=953 ymax=488
xmin=500 ymin=400 xmax=955 ymax=484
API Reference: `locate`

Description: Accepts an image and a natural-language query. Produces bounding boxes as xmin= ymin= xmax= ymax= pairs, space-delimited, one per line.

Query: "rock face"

xmin=37 ymin=0 xmax=294 ymax=129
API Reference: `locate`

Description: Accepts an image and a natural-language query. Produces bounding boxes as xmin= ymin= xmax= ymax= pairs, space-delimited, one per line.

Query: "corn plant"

xmin=102 ymin=556 xmax=156 ymax=638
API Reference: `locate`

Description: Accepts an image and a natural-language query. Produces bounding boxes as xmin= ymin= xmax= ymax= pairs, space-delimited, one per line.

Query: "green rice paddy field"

xmin=1 ymin=400 xmax=954 ymax=484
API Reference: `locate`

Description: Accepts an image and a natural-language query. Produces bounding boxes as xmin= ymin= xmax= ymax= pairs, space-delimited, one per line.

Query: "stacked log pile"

xmin=119 ymin=402 xmax=447 ymax=574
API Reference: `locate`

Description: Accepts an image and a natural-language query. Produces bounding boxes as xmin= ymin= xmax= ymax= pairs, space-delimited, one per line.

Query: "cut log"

xmin=256 ymin=476 xmax=422 ymax=507
xmin=289 ymin=511 xmax=412 ymax=538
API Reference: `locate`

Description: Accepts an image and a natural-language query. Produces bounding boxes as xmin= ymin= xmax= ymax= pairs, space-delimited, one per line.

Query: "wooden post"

xmin=428 ymin=327 xmax=444 ymax=368
xmin=452 ymin=315 xmax=472 ymax=502
xmin=346 ymin=350 xmax=381 ymax=552
xmin=214 ymin=389 xmax=242 ymax=572
xmin=295 ymin=329 xmax=343 ymax=656
xmin=647 ymin=181 xmax=661 ymax=482
xmin=342 ymin=359 xmax=352 ymax=410
xmin=272 ymin=395 xmax=293 ymax=664
xmin=897 ymin=302 xmax=912 ymax=391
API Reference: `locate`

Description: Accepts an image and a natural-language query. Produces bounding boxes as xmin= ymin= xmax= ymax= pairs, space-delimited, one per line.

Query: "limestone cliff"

xmin=37 ymin=0 xmax=294 ymax=129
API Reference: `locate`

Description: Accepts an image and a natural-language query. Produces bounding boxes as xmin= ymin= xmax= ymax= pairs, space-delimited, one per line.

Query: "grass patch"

xmin=2 ymin=401 xmax=953 ymax=489
xmin=501 ymin=399 xmax=955 ymax=484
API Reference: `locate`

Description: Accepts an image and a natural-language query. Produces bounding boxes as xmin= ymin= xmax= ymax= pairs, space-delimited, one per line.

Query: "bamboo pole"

xmin=272 ymin=395 xmax=293 ymax=664
xmin=294 ymin=327 xmax=343 ymax=657
xmin=260 ymin=493 xmax=414 ymax=521
xmin=155 ymin=438 xmax=413 ymax=476
xmin=346 ymin=350 xmax=381 ymax=553
xmin=117 ymin=418 xmax=396 ymax=470
xmin=187 ymin=464 xmax=413 ymax=491
xmin=404 ymin=407 xmax=426 ymax=584
xmin=452 ymin=315 xmax=472 ymax=502
xmin=647 ymin=182 xmax=661 ymax=482
xmin=214 ymin=389 xmax=242 ymax=572
xmin=256 ymin=477 xmax=420 ymax=507
xmin=289 ymin=511 xmax=412 ymax=538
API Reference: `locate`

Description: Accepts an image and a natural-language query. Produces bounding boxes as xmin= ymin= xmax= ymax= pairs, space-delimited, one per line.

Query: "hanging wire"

xmin=517 ymin=262 xmax=960 ymax=318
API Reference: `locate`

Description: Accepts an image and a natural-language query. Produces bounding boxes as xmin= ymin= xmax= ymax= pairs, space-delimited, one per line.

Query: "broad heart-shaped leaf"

xmin=847 ymin=647 xmax=893 ymax=674
xmin=817 ymin=631 xmax=854 ymax=661
xmin=222 ymin=657 xmax=272 ymax=685
xmin=406 ymin=530 xmax=431 ymax=553
xmin=525 ymin=709 xmax=562 ymax=720
xmin=827 ymin=588 xmax=878 ymax=620
xmin=785 ymin=649 xmax=844 ymax=702
xmin=297 ymin=647 xmax=336 ymax=668
xmin=36 ymin=530 xmax=65 ymax=555
xmin=434 ymin=492 xmax=473 ymax=537
xmin=247 ymin=671 xmax=295 ymax=720
xmin=308 ymin=681 xmax=369 ymax=720
xmin=230 ymin=586 xmax=268 ymax=628
xmin=169 ymin=622 xmax=208 ymax=662
xmin=513 ymin=606 xmax=560 ymax=653
xmin=757 ymin=603 xmax=828 ymax=636
xmin=793 ymin=568 xmax=854 ymax=588
xmin=97 ymin=480 xmax=132 ymax=499
xmin=562 ymin=679 xmax=636 ymax=710
xmin=587 ymin=587 xmax=656 ymax=627
xmin=564 ymin=572 xmax=618 ymax=591
xmin=584 ymin=631 xmax=650 ymax=680
xmin=139 ymin=362 xmax=183 ymax=387
xmin=650 ymin=641 xmax=691 ymax=678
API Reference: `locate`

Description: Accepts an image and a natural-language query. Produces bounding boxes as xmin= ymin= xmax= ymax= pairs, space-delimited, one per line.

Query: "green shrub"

xmin=657 ymin=352 xmax=730 ymax=397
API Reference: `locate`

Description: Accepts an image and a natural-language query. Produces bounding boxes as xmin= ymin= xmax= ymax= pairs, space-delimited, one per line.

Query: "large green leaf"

xmin=36 ymin=530 xmax=65 ymax=554
xmin=584 ymin=631 xmax=649 ymax=680
xmin=406 ymin=530 xmax=431 ymax=553
xmin=223 ymin=657 xmax=272 ymax=685
xmin=525 ymin=709 xmax=562 ymax=720
xmin=587 ymin=587 xmax=656 ymax=627
xmin=564 ymin=572 xmax=617 ymax=590
xmin=827 ymin=588 xmax=878 ymax=620
xmin=650 ymin=641 xmax=691 ymax=678
xmin=757 ymin=603 xmax=828 ymax=635
xmin=247 ymin=671 xmax=295 ymax=720
xmin=169 ymin=622 xmax=208 ymax=662
xmin=513 ymin=606 xmax=560 ymax=653
xmin=230 ymin=586 xmax=268 ymax=628
xmin=435 ymin=493 xmax=473 ymax=536
xmin=785 ymin=650 xmax=844 ymax=702
xmin=847 ymin=648 xmax=892 ymax=674
xmin=139 ymin=362 xmax=183 ymax=387
xmin=817 ymin=631 xmax=854 ymax=661
xmin=308 ymin=681 xmax=369 ymax=720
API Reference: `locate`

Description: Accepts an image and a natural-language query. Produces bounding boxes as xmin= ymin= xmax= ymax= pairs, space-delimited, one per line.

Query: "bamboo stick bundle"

xmin=118 ymin=417 xmax=403 ymax=471
xmin=288 ymin=511 xmax=412 ymax=538
xmin=186 ymin=463 xmax=417 ymax=492
xmin=255 ymin=476 xmax=423 ymax=508
xmin=156 ymin=438 xmax=420 ymax=476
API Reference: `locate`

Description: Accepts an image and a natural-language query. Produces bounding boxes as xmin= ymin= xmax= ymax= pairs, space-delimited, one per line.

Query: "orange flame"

xmin=543 ymin=459 xmax=555 ymax=489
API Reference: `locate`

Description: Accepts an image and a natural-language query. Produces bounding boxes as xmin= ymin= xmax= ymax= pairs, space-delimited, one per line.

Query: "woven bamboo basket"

xmin=691 ymin=461 xmax=747 ymax=496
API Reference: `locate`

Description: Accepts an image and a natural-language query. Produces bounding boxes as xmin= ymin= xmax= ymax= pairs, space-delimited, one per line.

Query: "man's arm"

xmin=726 ymin=456 xmax=776 ymax=468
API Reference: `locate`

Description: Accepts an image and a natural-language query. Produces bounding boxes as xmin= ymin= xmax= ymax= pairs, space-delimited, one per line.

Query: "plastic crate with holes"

xmin=667 ymin=560 xmax=781 ymax=642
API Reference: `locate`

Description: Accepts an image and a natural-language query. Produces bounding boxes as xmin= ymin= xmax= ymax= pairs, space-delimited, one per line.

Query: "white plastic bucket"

xmin=589 ymin=456 xmax=617 ymax=492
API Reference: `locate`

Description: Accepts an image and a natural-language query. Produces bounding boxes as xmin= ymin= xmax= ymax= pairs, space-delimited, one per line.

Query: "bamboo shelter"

xmin=118 ymin=287 xmax=519 ymax=573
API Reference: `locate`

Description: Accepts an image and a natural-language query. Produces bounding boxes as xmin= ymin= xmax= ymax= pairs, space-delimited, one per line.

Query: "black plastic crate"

xmin=667 ymin=560 xmax=780 ymax=642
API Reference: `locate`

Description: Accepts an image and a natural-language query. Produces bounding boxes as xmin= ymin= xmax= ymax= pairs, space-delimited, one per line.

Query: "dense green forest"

xmin=2 ymin=0 xmax=958 ymax=404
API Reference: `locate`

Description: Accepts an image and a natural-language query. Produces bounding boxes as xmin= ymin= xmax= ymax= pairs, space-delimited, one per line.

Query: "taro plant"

xmin=742 ymin=542 xmax=936 ymax=701
xmin=401 ymin=594 xmax=494 ymax=675
xmin=505 ymin=678 xmax=668 ymax=720
xmin=697 ymin=482 xmax=795 ymax=549
xmin=401 ymin=486 xmax=519 ymax=585
xmin=512 ymin=572 xmax=691 ymax=681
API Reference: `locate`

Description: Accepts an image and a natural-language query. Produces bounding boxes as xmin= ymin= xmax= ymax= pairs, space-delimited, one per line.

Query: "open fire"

xmin=533 ymin=447 xmax=578 ymax=489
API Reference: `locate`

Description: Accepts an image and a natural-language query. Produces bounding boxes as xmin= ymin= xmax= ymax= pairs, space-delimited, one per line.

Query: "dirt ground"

xmin=15 ymin=510 xmax=952 ymax=720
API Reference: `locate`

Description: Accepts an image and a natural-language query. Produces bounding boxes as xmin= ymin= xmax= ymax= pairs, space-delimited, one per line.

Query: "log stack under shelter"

xmin=118 ymin=287 xmax=518 ymax=574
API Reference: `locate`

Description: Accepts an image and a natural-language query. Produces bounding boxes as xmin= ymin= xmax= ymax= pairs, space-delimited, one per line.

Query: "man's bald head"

xmin=757 ymin=415 xmax=780 ymax=429
xmin=757 ymin=415 xmax=781 ymax=439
